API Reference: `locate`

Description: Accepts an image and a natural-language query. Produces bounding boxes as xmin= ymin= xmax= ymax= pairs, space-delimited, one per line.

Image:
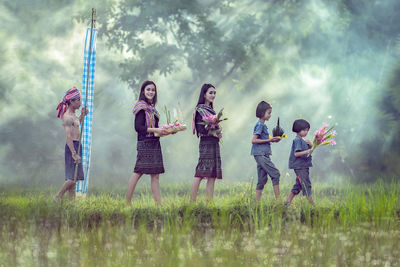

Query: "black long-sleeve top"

xmin=134 ymin=110 xmax=159 ymax=141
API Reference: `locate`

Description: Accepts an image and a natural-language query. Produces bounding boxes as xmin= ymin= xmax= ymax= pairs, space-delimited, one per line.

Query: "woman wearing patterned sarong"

xmin=190 ymin=84 xmax=223 ymax=201
xmin=126 ymin=81 xmax=169 ymax=205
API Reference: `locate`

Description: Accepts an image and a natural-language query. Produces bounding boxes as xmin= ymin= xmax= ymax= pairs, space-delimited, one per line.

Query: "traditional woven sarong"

xmin=195 ymin=136 xmax=222 ymax=179
xmin=65 ymin=141 xmax=84 ymax=180
xmin=134 ymin=138 xmax=165 ymax=174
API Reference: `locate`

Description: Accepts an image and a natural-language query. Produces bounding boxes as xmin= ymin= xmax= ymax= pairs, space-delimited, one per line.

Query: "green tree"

xmin=99 ymin=0 xmax=325 ymax=90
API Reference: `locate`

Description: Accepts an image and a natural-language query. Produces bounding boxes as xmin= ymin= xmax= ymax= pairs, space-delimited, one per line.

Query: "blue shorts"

xmin=254 ymin=155 xmax=280 ymax=190
xmin=65 ymin=141 xmax=84 ymax=181
xmin=291 ymin=168 xmax=311 ymax=196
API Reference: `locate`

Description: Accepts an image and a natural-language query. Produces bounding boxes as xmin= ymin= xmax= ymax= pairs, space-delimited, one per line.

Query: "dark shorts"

xmin=291 ymin=168 xmax=312 ymax=196
xmin=254 ymin=155 xmax=280 ymax=190
xmin=65 ymin=141 xmax=84 ymax=181
xmin=195 ymin=136 xmax=222 ymax=179
xmin=134 ymin=138 xmax=165 ymax=174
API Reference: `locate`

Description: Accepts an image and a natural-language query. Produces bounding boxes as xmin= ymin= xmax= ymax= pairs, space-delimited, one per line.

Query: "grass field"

xmin=1 ymin=181 xmax=399 ymax=266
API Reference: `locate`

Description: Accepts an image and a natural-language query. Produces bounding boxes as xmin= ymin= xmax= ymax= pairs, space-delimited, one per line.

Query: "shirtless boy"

xmin=54 ymin=87 xmax=88 ymax=201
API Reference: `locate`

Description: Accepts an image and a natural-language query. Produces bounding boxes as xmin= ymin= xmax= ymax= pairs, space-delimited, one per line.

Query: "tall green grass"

xmin=1 ymin=181 xmax=399 ymax=230
xmin=0 ymin=181 xmax=399 ymax=266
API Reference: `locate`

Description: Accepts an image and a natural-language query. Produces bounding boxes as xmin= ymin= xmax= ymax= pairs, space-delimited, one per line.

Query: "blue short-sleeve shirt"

xmin=289 ymin=136 xmax=312 ymax=169
xmin=251 ymin=120 xmax=272 ymax=156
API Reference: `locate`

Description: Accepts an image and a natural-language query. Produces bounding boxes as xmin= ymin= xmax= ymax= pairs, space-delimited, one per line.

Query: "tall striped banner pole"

xmin=75 ymin=8 xmax=97 ymax=198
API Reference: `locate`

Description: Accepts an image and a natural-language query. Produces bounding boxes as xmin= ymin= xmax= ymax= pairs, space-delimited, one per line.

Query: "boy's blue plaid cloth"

xmin=76 ymin=28 xmax=97 ymax=195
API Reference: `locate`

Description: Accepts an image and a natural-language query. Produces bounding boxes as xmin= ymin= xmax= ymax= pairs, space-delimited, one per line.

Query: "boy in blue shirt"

xmin=285 ymin=119 xmax=314 ymax=206
xmin=251 ymin=101 xmax=281 ymax=202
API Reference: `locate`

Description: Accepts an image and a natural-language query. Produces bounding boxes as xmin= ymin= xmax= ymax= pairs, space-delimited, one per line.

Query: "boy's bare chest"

xmin=64 ymin=114 xmax=80 ymax=130
xmin=72 ymin=116 xmax=80 ymax=128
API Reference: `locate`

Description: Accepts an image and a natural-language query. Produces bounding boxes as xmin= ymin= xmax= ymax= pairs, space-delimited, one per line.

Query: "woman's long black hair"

xmin=138 ymin=80 xmax=157 ymax=105
xmin=196 ymin=83 xmax=215 ymax=109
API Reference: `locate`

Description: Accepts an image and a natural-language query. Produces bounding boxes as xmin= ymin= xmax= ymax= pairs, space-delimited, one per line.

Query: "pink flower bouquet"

xmin=155 ymin=121 xmax=187 ymax=137
xmin=198 ymin=108 xmax=228 ymax=138
xmin=312 ymin=123 xmax=337 ymax=150
xmin=155 ymin=105 xmax=187 ymax=137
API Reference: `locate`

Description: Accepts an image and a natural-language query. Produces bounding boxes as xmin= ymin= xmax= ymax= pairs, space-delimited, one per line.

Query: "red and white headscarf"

xmin=56 ymin=87 xmax=81 ymax=118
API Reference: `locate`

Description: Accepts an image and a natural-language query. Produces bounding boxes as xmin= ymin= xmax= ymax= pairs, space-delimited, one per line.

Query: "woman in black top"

xmin=126 ymin=81 xmax=168 ymax=205
xmin=190 ymin=84 xmax=223 ymax=201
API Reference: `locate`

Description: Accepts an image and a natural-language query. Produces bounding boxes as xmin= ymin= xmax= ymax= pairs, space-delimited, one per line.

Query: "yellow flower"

xmin=270 ymin=134 xmax=287 ymax=139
